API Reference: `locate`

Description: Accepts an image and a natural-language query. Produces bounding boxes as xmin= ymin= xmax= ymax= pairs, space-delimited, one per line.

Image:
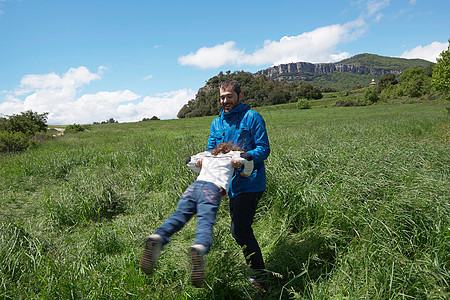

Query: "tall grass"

xmin=0 ymin=103 xmax=448 ymax=299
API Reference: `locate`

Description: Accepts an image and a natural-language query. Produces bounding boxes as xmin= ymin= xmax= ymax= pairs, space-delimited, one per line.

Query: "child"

xmin=140 ymin=142 xmax=254 ymax=288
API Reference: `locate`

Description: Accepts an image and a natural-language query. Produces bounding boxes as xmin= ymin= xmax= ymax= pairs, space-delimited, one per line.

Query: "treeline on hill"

xmin=0 ymin=111 xmax=49 ymax=153
xmin=93 ymin=116 xmax=160 ymax=124
xmin=342 ymin=65 xmax=436 ymax=107
xmin=356 ymin=45 xmax=450 ymax=106
xmin=301 ymin=72 xmax=379 ymax=91
xmin=177 ymin=66 xmax=434 ymax=118
xmin=337 ymin=42 xmax=450 ymax=106
xmin=177 ymin=71 xmax=323 ymax=118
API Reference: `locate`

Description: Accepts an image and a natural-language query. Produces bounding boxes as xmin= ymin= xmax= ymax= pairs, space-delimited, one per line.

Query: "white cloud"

xmin=0 ymin=67 xmax=195 ymax=124
xmin=1 ymin=66 xmax=104 ymax=121
xmin=143 ymin=74 xmax=153 ymax=80
xmin=400 ymin=41 xmax=447 ymax=62
xmin=116 ymin=89 xmax=196 ymax=122
xmin=409 ymin=0 xmax=417 ymax=5
xmin=49 ymin=90 xmax=141 ymax=125
xmin=330 ymin=52 xmax=352 ymax=62
xmin=366 ymin=0 xmax=390 ymax=16
xmin=17 ymin=66 xmax=101 ymax=101
xmin=178 ymin=19 xmax=367 ymax=69
xmin=0 ymin=98 xmax=22 ymax=117
xmin=374 ymin=13 xmax=383 ymax=22
xmin=179 ymin=41 xmax=245 ymax=69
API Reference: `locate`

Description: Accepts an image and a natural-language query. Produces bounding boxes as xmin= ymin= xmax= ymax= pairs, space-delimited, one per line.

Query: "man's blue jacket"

xmin=207 ymin=103 xmax=270 ymax=198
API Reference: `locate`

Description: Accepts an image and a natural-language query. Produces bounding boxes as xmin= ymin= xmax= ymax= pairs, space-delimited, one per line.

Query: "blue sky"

xmin=0 ymin=0 xmax=448 ymax=124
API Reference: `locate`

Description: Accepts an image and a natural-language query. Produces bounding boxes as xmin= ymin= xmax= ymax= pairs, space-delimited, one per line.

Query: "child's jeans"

xmin=154 ymin=180 xmax=222 ymax=252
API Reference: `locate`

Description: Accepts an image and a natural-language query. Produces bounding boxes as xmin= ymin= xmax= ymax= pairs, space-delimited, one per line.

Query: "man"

xmin=205 ymin=79 xmax=270 ymax=273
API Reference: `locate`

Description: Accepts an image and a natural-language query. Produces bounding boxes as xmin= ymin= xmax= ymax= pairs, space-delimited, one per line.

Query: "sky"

xmin=0 ymin=0 xmax=448 ymax=125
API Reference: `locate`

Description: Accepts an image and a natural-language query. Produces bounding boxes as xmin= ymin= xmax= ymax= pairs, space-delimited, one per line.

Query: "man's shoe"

xmin=140 ymin=234 xmax=162 ymax=275
xmin=190 ymin=244 xmax=206 ymax=288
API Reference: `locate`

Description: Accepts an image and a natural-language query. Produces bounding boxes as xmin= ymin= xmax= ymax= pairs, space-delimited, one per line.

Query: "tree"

xmin=142 ymin=116 xmax=160 ymax=121
xmin=293 ymin=83 xmax=323 ymax=100
xmin=377 ymin=73 xmax=398 ymax=92
xmin=432 ymin=39 xmax=450 ymax=99
xmin=101 ymin=118 xmax=118 ymax=124
xmin=265 ymin=88 xmax=291 ymax=105
xmin=177 ymin=99 xmax=195 ymax=118
xmin=177 ymin=71 xmax=323 ymax=118
xmin=400 ymin=67 xmax=431 ymax=97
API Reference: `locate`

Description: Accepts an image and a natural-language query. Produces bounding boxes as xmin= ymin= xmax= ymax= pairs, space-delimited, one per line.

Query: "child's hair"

xmin=211 ymin=142 xmax=241 ymax=155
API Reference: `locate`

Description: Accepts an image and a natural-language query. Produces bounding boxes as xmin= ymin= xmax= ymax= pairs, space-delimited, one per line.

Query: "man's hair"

xmin=211 ymin=141 xmax=241 ymax=155
xmin=220 ymin=79 xmax=241 ymax=95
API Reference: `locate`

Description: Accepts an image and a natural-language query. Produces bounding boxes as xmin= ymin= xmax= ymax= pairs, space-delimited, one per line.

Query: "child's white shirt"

xmin=186 ymin=151 xmax=253 ymax=194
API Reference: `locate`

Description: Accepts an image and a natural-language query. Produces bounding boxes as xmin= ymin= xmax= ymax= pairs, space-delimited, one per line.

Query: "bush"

xmin=379 ymin=84 xmax=401 ymax=102
xmin=335 ymin=97 xmax=370 ymax=107
xmin=142 ymin=116 xmax=161 ymax=121
xmin=297 ymin=98 xmax=311 ymax=109
xmin=364 ymin=87 xmax=379 ymax=103
xmin=5 ymin=110 xmax=48 ymax=136
xmin=322 ymin=87 xmax=339 ymax=93
xmin=65 ymin=124 xmax=87 ymax=133
xmin=0 ymin=110 xmax=48 ymax=153
xmin=0 ymin=130 xmax=30 ymax=152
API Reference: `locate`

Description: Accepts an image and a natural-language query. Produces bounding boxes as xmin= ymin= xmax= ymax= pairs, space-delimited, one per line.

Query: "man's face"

xmin=220 ymin=85 xmax=242 ymax=113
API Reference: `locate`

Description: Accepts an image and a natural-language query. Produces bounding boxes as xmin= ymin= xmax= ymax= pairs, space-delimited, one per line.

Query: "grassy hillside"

xmin=1 ymin=103 xmax=449 ymax=299
xmin=339 ymin=53 xmax=433 ymax=70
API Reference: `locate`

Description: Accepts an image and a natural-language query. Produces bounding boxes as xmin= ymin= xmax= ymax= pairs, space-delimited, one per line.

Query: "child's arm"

xmin=233 ymin=152 xmax=254 ymax=177
xmin=186 ymin=151 xmax=209 ymax=173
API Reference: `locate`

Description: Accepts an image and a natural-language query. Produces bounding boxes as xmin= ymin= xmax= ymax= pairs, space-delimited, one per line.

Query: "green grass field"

xmin=1 ymin=103 xmax=449 ymax=299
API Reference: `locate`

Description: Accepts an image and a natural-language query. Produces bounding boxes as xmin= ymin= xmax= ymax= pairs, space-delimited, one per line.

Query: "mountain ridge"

xmin=254 ymin=53 xmax=434 ymax=90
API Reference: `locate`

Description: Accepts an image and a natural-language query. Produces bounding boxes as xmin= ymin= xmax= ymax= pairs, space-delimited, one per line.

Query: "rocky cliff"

xmin=255 ymin=61 xmax=402 ymax=80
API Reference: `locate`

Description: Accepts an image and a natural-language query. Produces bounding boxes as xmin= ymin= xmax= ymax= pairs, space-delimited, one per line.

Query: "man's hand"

xmin=231 ymin=157 xmax=244 ymax=168
xmin=196 ymin=157 xmax=203 ymax=168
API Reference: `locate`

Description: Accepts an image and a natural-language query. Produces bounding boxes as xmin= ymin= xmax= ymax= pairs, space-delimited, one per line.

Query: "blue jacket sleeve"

xmin=206 ymin=118 xmax=218 ymax=151
xmin=246 ymin=112 xmax=270 ymax=164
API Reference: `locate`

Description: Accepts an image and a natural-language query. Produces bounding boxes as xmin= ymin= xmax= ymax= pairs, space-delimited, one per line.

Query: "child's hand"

xmin=231 ymin=157 xmax=244 ymax=168
xmin=240 ymin=171 xmax=251 ymax=177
